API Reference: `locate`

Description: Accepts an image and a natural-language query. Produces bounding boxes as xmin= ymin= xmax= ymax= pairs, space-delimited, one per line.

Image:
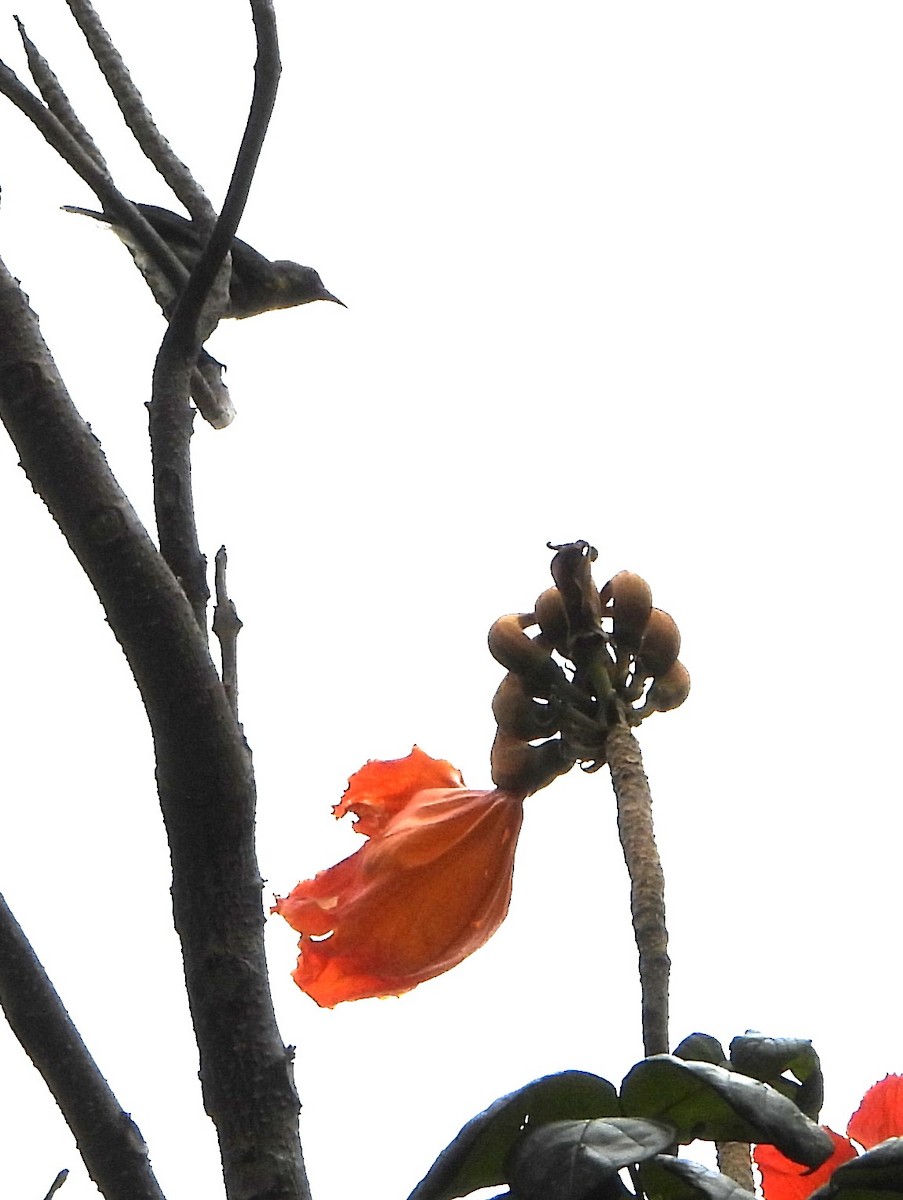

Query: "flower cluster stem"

xmin=607 ymin=722 xmax=670 ymax=1057
xmin=716 ymin=1142 xmax=755 ymax=1191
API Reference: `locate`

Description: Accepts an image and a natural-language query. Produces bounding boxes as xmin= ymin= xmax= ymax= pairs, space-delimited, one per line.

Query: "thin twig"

xmin=0 ymin=58 xmax=189 ymax=289
xmin=606 ymin=721 xmax=670 ymax=1057
xmin=147 ymin=370 xmax=209 ymax=631
xmin=0 ymin=893 xmax=166 ymax=1200
xmin=64 ymin=0 xmax=214 ymax=224
xmin=149 ymin=0 xmax=281 ymax=629
xmin=15 ymin=18 xmax=109 ymax=174
xmin=60 ymin=3 xmax=237 ymax=417
xmin=213 ymin=545 xmax=243 ymax=718
xmin=41 ymin=1169 xmax=69 ymax=1200
xmin=159 ymin=0 xmax=281 ymax=363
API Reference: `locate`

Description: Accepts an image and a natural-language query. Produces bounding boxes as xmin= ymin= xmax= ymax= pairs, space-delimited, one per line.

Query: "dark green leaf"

xmin=641 ymin=1154 xmax=758 ymax=1200
xmin=729 ymin=1034 xmax=823 ymax=1121
xmin=673 ymin=1035 xmax=728 ymax=1066
xmin=406 ymin=1071 xmax=619 ymax=1200
xmin=812 ymin=1138 xmax=903 ymax=1198
xmin=620 ymin=1055 xmax=833 ymax=1167
xmin=508 ymin=1117 xmax=674 ymax=1200
xmin=640 ymin=1156 xmax=696 ymax=1200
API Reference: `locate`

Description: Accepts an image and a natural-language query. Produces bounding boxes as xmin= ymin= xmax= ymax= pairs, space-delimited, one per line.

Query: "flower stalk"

xmin=488 ymin=543 xmax=688 ymax=1058
xmin=607 ymin=722 xmax=669 ymax=1057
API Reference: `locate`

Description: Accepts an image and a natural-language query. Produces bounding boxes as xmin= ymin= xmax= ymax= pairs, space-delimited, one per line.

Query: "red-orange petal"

xmin=754 ymin=1131 xmax=857 ymax=1200
xmin=848 ymin=1075 xmax=903 ymax=1149
xmin=332 ymin=745 xmax=463 ymax=837
xmin=273 ymin=784 xmax=525 ymax=1006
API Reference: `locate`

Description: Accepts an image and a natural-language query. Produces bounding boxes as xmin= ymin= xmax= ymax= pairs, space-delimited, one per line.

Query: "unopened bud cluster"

xmin=488 ymin=541 xmax=689 ymax=794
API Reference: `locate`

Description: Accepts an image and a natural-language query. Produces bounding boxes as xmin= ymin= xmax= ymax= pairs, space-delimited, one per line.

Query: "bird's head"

xmin=257 ymin=261 xmax=346 ymax=314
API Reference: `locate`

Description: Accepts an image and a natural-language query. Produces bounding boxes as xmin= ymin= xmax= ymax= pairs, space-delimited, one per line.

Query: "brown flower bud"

xmin=600 ymin=570 xmax=653 ymax=650
xmin=548 ymin=541 xmax=602 ymax=640
xmin=490 ymin=728 xmax=574 ymax=795
xmin=638 ymin=608 xmax=681 ymax=676
xmin=533 ymin=587 xmax=570 ymax=656
xmin=645 ymin=660 xmax=690 ymax=712
xmin=491 ymin=673 xmax=560 ymax=740
xmin=487 ymin=613 xmax=563 ymax=694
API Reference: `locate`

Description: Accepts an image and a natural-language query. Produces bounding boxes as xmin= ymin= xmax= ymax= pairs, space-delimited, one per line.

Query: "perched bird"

xmin=64 ymin=202 xmax=345 ymax=318
xmin=64 ymin=202 xmax=345 ymax=427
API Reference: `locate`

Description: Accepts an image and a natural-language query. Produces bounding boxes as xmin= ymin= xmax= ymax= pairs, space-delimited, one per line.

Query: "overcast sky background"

xmin=1 ymin=4 xmax=901 ymax=1199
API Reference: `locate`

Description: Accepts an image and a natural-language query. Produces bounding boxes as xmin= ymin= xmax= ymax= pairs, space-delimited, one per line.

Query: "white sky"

xmin=1 ymin=3 xmax=902 ymax=1199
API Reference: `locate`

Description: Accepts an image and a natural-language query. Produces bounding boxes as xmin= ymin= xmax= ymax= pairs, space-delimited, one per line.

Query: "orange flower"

xmin=273 ymin=747 xmax=525 ymax=1007
xmin=754 ymin=1131 xmax=857 ymax=1200
xmin=848 ymin=1074 xmax=903 ymax=1149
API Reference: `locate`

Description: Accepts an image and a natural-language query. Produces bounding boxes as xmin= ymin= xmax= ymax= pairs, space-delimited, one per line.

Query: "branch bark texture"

xmin=607 ymin=722 xmax=670 ymax=1057
xmin=149 ymin=0 xmax=282 ymax=618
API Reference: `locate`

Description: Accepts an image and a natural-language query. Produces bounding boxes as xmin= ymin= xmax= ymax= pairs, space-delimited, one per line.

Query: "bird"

xmin=64 ymin=202 xmax=345 ymax=428
xmin=63 ymin=202 xmax=345 ymax=319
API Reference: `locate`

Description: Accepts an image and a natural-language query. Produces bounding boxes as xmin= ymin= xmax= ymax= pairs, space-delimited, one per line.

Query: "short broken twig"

xmin=41 ymin=1169 xmax=69 ymax=1200
xmin=213 ymin=545 xmax=243 ymax=718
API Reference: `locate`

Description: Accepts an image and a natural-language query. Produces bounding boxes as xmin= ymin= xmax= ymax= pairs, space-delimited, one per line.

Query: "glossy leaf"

xmin=508 ymin=1117 xmax=674 ymax=1200
xmin=730 ymin=1035 xmax=823 ymax=1121
xmin=674 ymin=1034 xmax=728 ymax=1066
xmin=621 ymin=1056 xmax=833 ymax=1167
xmin=407 ymin=1071 xmax=619 ymax=1200
xmin=642 ymin=1154 xmax=758 ymax=1200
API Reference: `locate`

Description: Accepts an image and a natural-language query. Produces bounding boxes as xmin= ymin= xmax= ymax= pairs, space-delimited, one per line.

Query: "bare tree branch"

xmin=0 ymin=892 xmax=166 ymax=1200
xmin=0 ymin=58 xmax=190 ymax=290
xmin=0 ymin=254 xmax=312 ymax=1200
xmin=149 ymin=0 xmax=282 ymax=626
xmin=158 ymin=0 xmax=281 ymax=364
xmin=14 ymin=17 xmax=109 ymax=173
xmin=64 ymin=0 xmax=215 ymax=224
xmin=148 ymin=359 xmax=210 ymax=629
